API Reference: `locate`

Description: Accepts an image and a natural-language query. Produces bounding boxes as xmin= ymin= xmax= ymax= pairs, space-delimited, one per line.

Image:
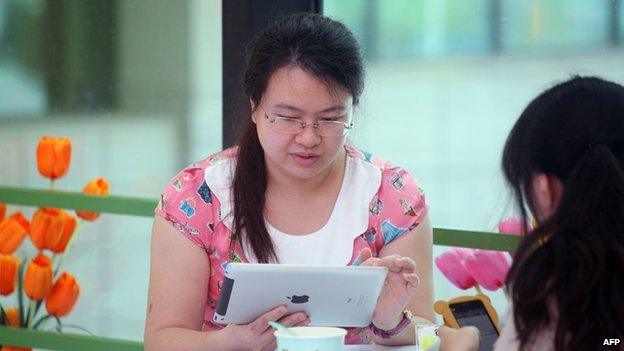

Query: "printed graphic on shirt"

xmin=362 ymin=150 xmax=374 ymax=163
xmin=351 ymin=254 xmax=362 ymax=266
xmin=179 ymin=198 xmax=196 ymax=218
xmin=381 ymin=219 xmax=407 ymax=243
xmin=171 ymin=221 xmax=184 ymax=233
xmin=390 ymin=172 xmax=406 ymax=190
xmin=400 ymin=198 xmax=417 ymax=216
xmin=158 ymin=194 xmax=166 ymax=211
xmin=208 ymin=247 xmax=220 ymax=260
xmin=182 ymin=169 xmax=200 ymax=181
xmin=172 ymin=179 xmax=182 ymax=191
xmin=197 ymin=181 xmax=213 ymax=204
xmin=181 ymin=222 xmax=200 ymax=236
xmin=362 ymin=228 xmax=377 ymax=243
xmin=229 ymin=251 xmax=242 ymax=263
xmin=369 ymin=195 xmax=382 ymax=216
xmin=408 ymin=221 xmax=420 ymax=231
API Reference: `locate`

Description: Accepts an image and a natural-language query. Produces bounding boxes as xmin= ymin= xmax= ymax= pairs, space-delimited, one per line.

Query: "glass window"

xmin=325 ymin=0 xmax=624 ymax=320
xmin=0 ymin=0 xmax=222 ymax=341
xmin=502 ymin=0 xmax=611 ymax=53
xmin=325 ymin=0 xmax=491 ymax=61
xmin=620 ymin=0 xmax=624 ymax=41
xmin=0 ymin=0 xmax=46 ymax=117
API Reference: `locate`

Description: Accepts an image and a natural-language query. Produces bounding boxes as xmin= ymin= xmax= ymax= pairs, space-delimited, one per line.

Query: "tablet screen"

xmin=450 ymin=300 xmax=499 ymax=351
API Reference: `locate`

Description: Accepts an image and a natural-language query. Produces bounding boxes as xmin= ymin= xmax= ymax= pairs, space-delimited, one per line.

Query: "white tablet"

xmin=213 ymin=263 xmax=388 ymax=327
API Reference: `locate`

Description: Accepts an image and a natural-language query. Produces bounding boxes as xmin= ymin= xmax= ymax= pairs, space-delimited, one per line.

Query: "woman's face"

xmin=252 ymin=66 xmax=353 ymax=182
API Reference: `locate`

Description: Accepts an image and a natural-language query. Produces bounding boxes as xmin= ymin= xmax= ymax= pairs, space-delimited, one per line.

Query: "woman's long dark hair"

xmin=232 ymin=13 xmax=365 ymax=263
xmin=502 ymin=76 xmax=624 ymax=351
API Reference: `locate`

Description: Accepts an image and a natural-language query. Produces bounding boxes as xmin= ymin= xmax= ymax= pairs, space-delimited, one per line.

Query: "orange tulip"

xmin=0 ymin=213 xmax=30 ymax=254
xmin=36 ymin=136 xmax=72 ymax=180
xmin=23 ymin=254 xmax=53 ymax=301
xmin=76 ymin=178 xmax=110 ymax=221
xmin=0 ymin=254 xmax=20 ymax=295
xmin=45 ymin=272 xmax=80 ymax=317
xmin=29 ymin=208 xmax=65 ymax=251
xmin=3 ymin=307 xmax=20 ymax=327
xmin=0 ymin=203 xmax=6 ymax=221
xmin=48 ymin=211 xmax=77 ymax=254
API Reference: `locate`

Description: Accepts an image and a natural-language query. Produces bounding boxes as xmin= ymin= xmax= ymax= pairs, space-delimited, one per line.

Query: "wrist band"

xmin=368 ymin=309 xmax=414 ymax=339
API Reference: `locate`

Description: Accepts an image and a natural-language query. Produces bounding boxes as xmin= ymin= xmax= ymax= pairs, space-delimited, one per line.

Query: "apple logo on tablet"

xmin=287 ymin=295 xmax=310 ymax=304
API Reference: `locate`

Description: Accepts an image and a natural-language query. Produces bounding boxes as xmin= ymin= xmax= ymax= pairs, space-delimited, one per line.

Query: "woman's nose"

xmin=295 ymin=123 xmax=321 ymax=146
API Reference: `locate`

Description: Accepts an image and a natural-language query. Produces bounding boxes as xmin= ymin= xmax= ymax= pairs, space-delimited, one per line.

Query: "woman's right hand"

xmin=222 ymin=306 xmax=310 ymax=351
xmin=438 ymin=325 xmax=481 ymax=351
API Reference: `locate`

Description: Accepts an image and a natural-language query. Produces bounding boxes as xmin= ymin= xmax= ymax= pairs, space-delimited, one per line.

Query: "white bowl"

xmin=274 ymin=326 xmax=347 ymax=351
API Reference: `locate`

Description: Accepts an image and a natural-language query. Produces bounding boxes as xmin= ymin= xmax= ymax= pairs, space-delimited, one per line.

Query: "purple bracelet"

xmin=368 ymin=309 xmax=414 ymax=339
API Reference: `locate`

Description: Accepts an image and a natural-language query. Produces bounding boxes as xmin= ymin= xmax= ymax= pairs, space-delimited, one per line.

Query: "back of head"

xmin=502 ymin=76 xmax=624 ymax=351
xmin=234 ymin=13 xmax=364 ymax=264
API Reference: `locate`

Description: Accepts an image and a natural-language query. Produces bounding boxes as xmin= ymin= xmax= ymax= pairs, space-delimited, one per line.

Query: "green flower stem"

xmin=32 ymin=314 xmax=53 ymax=330
xmin=0 ymin=304 xmax=8 ymax=325
xmin=474 ymin=284 xmax=484 ymax=295
xmin=32 ymin=300 xmax=44 ymax=327
xmin=26 ymin=300 xmax=36 ymax=328
xmin=17 ymin=256 xmax=27 ymax=327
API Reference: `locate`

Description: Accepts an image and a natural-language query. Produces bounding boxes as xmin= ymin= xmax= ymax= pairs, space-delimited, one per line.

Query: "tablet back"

xmin=213 ymin=263 xmax=388 ymax=327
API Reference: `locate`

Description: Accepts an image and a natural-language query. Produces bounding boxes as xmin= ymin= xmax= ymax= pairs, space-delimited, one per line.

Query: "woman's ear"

xmin=250 ymin=99 xmax=258 ymax=124
xmin=531 ymin=173 xmax=564 ymax=221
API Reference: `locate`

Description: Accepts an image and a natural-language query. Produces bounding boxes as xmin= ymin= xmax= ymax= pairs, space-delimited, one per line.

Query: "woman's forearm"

xmin=371 ymin=315 xmax=434 ymax=346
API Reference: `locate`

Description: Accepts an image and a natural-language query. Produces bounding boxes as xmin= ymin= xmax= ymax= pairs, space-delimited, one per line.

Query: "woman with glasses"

xmin=144 ymin=13 xmax=434 ymax=351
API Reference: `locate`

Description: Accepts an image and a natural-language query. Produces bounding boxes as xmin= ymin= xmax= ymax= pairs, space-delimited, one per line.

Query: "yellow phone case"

xmin=433 ymin=294 xmax=502 ymax=334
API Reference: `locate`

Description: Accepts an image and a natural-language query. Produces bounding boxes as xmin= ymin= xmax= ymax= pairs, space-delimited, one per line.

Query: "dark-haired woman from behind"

xmin=498 ymin=76 xmax=624 ymax=351
xmin=440 ymin=76 xmax=624 ymax=351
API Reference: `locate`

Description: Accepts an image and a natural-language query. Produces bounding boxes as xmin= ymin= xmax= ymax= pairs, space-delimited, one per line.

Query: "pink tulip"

xmin=435 ymin=248 xmax=477 ymax=290
xmin=462 ymin=250 xmax=510 ymax=291
xmin=498 ymin=217 xmax=530 ymax=235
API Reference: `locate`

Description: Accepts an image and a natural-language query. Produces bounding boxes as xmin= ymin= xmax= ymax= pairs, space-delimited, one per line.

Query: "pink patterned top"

xmin=154 ymin=144 xmax=428 ymax=344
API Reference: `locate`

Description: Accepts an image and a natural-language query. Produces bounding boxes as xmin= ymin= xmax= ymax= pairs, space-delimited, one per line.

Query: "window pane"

xmin=326 ymin=0 xmax=490 ymax=61
xmin=620 ymin=0 xmax=624 ymax=42
xmin=0 ymin=0 xmax=46 ymax=117
xmin=1 ymin=0 xmax=222 ymax=341
xmin=325 ymin=0 xmax=624 ymax=321
xmin=502 ymin=0 xmax=610 ymax=52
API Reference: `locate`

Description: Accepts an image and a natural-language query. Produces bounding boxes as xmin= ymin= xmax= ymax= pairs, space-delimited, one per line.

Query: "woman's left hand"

xmin=359 ymin=247 xmax=420 ymax=330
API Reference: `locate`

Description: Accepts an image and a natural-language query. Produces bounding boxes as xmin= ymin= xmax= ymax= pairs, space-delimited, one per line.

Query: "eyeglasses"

xmin=259 ymin=106 xmax=353 ymax=137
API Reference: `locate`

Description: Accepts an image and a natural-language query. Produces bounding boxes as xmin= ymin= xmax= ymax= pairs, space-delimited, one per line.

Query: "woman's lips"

xmin=291 ymin=153 xmax=320 ymax=167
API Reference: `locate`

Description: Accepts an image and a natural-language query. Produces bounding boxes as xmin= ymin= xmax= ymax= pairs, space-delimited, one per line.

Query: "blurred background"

xmin=1 ymin=0 xmax=623 ymax=342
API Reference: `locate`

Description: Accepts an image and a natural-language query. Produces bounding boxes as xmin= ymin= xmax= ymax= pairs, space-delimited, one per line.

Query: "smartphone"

xmin=449 ymin=299 xmax=500 ymax=351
